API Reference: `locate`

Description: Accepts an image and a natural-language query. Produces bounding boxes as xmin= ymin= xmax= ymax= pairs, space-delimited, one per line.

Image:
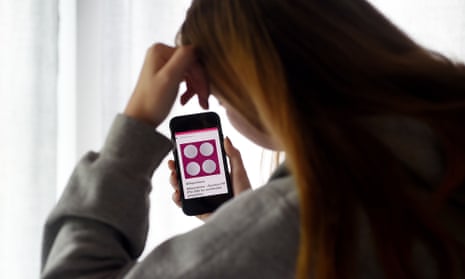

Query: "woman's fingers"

xmin=168 ymin=160 xmax=182 ymax=208
xmin=172 ymin=189 xmax=182 ymax=208
xmin=224 ymin=137 xmax=252 ymax=195
xmin=159 ymin=45 xmax=196 ymax=82
xmin=124 ymin=44 xmax=199 ymax=127
xmin=169 ymin=171 xmax=178 ymax=190
xmin=168 ymin=159 xmax=210 ymax=221
xmin=181 ymin=58 xmax=210 ymax=109
xmin=168 ymin=160 xmax=178 ymax=190
xmin=168 ymin=159 xmax=176 ymax=171
xmin=143 ymin=43 xmax=176 ymax=74
xmin=180 ymin=90 xmax=196 ymax=106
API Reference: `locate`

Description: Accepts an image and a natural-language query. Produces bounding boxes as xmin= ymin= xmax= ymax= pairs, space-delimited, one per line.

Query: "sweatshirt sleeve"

xmin=41 ymin=114 xmax=301 ymax=279
xmin=41 ymin=114 xmax=172 ymax=279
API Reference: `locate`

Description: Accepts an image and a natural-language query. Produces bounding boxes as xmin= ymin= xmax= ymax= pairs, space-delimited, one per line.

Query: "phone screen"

xmin=174 ymin=127 xmax=229 ymax=199
xmin=170 ymin=112 xmax=233 ymax=215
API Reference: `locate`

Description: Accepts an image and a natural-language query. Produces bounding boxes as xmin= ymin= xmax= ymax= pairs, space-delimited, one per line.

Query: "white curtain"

xmin=0 ymin=0 xmax=464 ymax=278
xmin=0 ymin=0 xmax=58 ymax=278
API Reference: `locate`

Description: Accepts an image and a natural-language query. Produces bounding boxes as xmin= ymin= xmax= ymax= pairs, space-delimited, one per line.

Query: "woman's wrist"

xmin=124 ymin=91 xmax=161 ymax=127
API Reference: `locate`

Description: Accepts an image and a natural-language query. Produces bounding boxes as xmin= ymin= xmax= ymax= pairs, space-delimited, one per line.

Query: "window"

xmin=0 ymin=0 xmax=463 ymax=278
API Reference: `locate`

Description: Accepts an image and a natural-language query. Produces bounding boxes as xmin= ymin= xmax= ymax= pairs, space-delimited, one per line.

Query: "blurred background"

xmin=0 ymin=0 xmax=464 ymax=278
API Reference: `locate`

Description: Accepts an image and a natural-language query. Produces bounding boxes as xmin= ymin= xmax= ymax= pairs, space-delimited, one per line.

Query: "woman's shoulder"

xmin=209 ymin=162 xmax=299 ymax=226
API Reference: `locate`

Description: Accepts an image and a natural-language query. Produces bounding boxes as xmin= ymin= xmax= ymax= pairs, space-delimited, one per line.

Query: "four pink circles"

xmin=180 ymin=140 xmax=220 ymax=178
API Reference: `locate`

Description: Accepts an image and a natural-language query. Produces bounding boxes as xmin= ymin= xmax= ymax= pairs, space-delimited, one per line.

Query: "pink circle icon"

xmin=183 ymin=144 xmax=198 ymax=159
xmin=199 ymin=142 xmax=214 ymax=156
xmin=202 ymin=159 xmax=217 ymax=174
xmin=180 ymin=139 xmax=220 ymax=178
xmin=186 ymin=162 xmax=201 ymax=176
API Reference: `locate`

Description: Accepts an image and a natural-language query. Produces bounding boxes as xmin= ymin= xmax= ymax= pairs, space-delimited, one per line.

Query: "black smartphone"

xmin=169 ymin=112 xmax=233 ymax=216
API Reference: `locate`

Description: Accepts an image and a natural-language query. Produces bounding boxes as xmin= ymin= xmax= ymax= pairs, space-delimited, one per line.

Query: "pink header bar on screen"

xmin=175 ymin=127 xmax=218 ymax=136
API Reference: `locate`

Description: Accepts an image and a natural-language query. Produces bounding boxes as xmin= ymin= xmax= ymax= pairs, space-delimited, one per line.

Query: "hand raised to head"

xmin=124 ymin=43 xmax=210 ymax=127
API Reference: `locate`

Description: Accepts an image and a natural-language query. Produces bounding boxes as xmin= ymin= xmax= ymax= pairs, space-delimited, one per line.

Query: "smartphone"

xmin=169 ymin=112 xmax=233 ymax=216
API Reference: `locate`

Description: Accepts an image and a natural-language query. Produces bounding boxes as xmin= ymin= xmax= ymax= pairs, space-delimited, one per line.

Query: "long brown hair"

xmin=180 ymin=0 xmax=465 ymax=278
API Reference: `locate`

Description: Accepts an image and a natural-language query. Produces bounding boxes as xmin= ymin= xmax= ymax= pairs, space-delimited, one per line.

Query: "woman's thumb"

xmin=224 ymin=137 xmax=252 ymax=195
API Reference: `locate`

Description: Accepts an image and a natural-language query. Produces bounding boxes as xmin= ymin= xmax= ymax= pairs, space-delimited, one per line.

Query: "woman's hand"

xmin=168 ymin=137 xmax=252 ymax=221
xmin=124 ymin=43 xmax=209 ymax=127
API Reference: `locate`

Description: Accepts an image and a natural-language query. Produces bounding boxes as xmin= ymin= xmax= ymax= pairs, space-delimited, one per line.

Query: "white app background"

xmin=175 ymin=128 xmax=228 ymax=199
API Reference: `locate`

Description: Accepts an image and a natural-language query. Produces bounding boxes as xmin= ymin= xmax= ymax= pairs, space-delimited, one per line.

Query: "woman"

xmin=41 ymin=0 xmax=465 ymax=278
